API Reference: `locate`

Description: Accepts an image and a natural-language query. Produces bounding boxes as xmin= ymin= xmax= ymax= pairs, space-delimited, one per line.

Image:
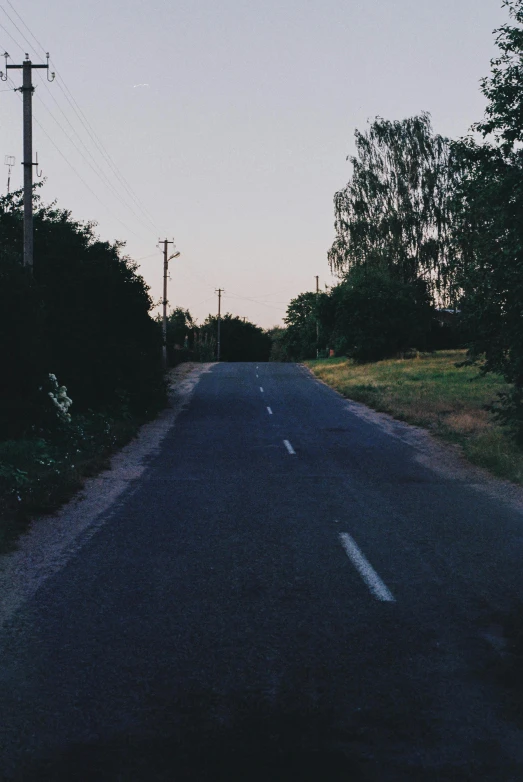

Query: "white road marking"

xmin=267 ymin=406 xmax=273 ymax=415
xmin=260 ymin=387 xmax=264 ymax=393
xmin=339 ymin=532 xmax=395 ymax=602
xmin=256 ymin=374 xmax=259 ymax=378
xmin=283 ymin=439 xmax=296 ymax=455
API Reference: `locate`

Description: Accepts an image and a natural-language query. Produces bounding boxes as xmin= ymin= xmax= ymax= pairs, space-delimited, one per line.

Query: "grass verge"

xmin=0 ymin=411 xmax=151 ymax=557
xmin=306 ymin=350 xmax=523 ymax=484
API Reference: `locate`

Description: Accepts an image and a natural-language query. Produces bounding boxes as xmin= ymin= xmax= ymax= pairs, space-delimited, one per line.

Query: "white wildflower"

xmin=47 ymin=373 xmax=73 ymax=422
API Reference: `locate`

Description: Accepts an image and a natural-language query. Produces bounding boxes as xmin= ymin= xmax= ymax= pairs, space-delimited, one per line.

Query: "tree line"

xmin=0 ymin=187 xmax=273 ymax=446
xmin=0 ymin=188 xmax=271 ymax=528
xmin=163 ymin=309 xmax=271 ymax=365
xmin=278 ymin=0 xmax=523 ymax=440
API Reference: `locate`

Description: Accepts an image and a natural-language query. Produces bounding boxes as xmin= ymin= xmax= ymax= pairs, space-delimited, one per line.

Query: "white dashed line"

xmin=260 ymin=387 xmax=264 ymax=393
xmin=339 ymin=532 xmax=395 ymax=602
xmin=283 ymin=440 xmax=296 ymax=455
xmin=267 ymin=406 xmax=273 ymax=415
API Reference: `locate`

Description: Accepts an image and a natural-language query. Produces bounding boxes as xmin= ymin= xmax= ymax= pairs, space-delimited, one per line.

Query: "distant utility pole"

xmin=315 ymin=275 xmax=320 ymax=359
xmin=216 ymin=288 xmax=224 ymax=361
xmin=4 ymin=155 xmax=15 ymax=194
xmin=159 ymin=239 xmax=180 ymax=369
xmin=1 ymin=53 xmax=54 ymax=271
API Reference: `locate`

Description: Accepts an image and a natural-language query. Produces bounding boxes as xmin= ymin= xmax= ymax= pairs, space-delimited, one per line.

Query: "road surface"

xmin=2 ymin=362 xmax=523 ymax=780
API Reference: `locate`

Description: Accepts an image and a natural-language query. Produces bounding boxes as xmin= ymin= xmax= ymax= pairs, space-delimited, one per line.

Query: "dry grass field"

xmin=306 ymin=350 xmax=523 ymax=484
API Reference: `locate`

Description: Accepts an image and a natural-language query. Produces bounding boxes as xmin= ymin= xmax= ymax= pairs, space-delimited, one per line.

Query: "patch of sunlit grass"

xmin=306 ymin=351 xmax=523 ymax=484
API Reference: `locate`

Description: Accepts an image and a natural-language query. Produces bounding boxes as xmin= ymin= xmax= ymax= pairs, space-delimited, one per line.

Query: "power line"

xmin=177 ymin=262 xmax=217 ymax=291
xmin=0 ymin=20 xmax=25 ymax=52
xmin=5 ymin=74 xmax=150 ymax=241
xmin=50 ymin=71 xmax=162 ymax=232
xmin=0 ymin=4 xmax=39 ymax=56
xmin=2 ymin=0 xmax=46 ymax=58
xmin=34 ymin=115 xmax=150 ymax=240
xmin=0 ymin=3 xmax=165 ymax=236
xmin=35 ymin=66 xmax=159 ymax=233
xmin=32 ymin=85 xmax=158 ymax=234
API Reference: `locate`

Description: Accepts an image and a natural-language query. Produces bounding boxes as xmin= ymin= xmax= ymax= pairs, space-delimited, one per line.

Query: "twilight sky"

xmin=0 ymin=0 xmax=508 ymax=328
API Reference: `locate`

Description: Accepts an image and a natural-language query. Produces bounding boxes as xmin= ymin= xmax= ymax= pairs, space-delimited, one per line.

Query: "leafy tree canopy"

xmin=200 ymin=314 xmax=271 ymax=362
xmin=329 ymin=114 xmax=457 ymax=304
xmin=450 ymin=0 xmax=523 ymax=439
xmin=0 ymin=189 xmax=164 ymax=438
xmin=281 ymin=292 xmax=319 ymax=361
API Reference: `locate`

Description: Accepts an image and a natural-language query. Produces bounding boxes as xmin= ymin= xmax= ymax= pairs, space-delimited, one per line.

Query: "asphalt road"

xmin=2 ymin=362 xmax=523 ymax=780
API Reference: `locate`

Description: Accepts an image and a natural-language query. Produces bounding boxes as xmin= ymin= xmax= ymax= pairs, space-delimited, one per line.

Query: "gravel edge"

xmin=0 ymin=363 xmax=214 ymax=628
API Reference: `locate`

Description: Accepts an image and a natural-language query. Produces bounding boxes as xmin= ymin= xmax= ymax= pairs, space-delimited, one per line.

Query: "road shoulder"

xmin=0 ymin=363 xmax=214 ymax=628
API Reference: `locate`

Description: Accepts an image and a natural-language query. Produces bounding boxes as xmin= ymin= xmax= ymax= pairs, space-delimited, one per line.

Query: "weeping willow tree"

xmin=328 ymin=113 xmax=458 ymax=305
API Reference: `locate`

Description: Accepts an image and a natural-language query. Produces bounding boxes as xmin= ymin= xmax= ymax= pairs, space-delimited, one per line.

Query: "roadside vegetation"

xmin=0 ymin=187 xmax=272 ymax=553
xmin=6 ymin=2 xmax=523 ymax=544
xmin=164 ymin=308 xmax=271 ymax=364
xmin=307 ymin=351 xmax=523 ymax=484
xmin=274 ymin=2 xmax=523 ymax=483
xmin=0 ymin=189 xmax=166 ymax=554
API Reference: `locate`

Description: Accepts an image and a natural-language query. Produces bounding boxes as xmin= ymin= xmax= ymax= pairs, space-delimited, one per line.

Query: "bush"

xmin=328 ymin=267 xmax=434 ymax=362
xmin=0 ymin=190 xmax=165 ymax=438
xmin=200 ymin=314 xmax=271 ymax=362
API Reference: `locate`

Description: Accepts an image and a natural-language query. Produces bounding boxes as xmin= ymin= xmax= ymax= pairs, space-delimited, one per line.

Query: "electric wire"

xmin=0 ymin=4 xmax=37 ymax=56
xmin=33 ymin=114 xmax=151 ymax=241
xmin=177 ymin=262 xmax=217 ymax=292
xmin=32 ymin=85 xmax=159 ymax=234
xmin=3 ymin=0 xmax=45 ymax=57
xmin=5 ymin=73 xmax=151 ymax=241
xmin=0 ymin=19 xmax=24 ymax=52
xmin=5 ymin=68 xmax=153 ymax=237
xmin=0 ymin=3 xmax=165 ymax=236
xmin=49 ymin=71 xmax=163 ymax=234
xmin=37 ymin=69 xmax=159 ymax=231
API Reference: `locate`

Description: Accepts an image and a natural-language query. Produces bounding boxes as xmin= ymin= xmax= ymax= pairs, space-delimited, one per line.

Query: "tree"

xmin=199 ymin=314 xmax=271 ymax=362
xmin=267 ymin=326 xmax=288 ymax=362
xmin=450 ymin=0 xmax=523 ymax=439
xmin=281 ymin=293 xmax=319 ymax=360
xmin=0 ymin=189 xmax=164 ymax=438
xmin=329 ymin=114 xmax=457 ymax=305
xmin=322 ymin=268 xmax=433 ymax=362
xmin=163 ymin=308 xmax=195 ymax=366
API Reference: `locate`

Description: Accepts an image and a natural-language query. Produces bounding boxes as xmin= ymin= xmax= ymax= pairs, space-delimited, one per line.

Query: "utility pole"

xmin=216 ymin=288 xmax=223 ymax=361
xmin=315 ymin=275 xmax=320 ymax=359
xmin=159 ymin=239 xmax=180 ymax=369
xmin=4 ymin=156 xmax=15 ymax=194
xmin=1 ymin=53 xmax=54 ymax=271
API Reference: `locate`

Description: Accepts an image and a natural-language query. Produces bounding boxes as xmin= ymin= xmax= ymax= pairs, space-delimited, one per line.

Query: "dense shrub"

xmin=280 ymin=293 xmax=319 ymax=361
xmin=449 ymin=1 xmax=523 ymax=440
xmin=0 ymin=190 xmax=165 ymax=439
xmin=199 ymin=314 xmax=271 ymax=362
xmin=327 ymin=268 xmax=433 ymax=362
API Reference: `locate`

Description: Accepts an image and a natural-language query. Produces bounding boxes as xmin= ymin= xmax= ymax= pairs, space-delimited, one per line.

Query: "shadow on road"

xmin=10 ymin=687 xmax=376 ymax=781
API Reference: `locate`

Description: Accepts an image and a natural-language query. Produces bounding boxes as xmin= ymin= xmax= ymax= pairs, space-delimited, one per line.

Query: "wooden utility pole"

xmin=160 ymin=239 xmax=180 ymax=369
xmin=1 ymin=53 xmax=54 ymax=270
xmin=216 ymin=288 xmax=224 ymax=361
xmin=315 ymin=275 xmax=320 ymax=359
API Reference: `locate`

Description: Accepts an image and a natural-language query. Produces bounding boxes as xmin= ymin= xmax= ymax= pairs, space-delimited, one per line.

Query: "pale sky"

xmin=0 ymin=0 xmax=508 ymax=328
